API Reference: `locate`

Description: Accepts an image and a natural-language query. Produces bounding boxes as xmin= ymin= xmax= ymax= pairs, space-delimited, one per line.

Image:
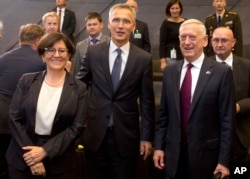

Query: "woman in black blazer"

xmin=6 ymin=32 xmax=87 ymax=178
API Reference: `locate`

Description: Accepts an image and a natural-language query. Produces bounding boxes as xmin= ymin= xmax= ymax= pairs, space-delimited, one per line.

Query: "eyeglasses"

xmin=211 ymin=38 xmax=230 ymax=44
xmin=44 ymin=48 xmax=69 ymax=57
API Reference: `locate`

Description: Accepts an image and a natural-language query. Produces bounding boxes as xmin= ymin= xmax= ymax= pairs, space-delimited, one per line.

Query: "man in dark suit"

xmin=71 ymin=12 xmax=110 ymax=76
xmin=0 ymin=24 xmax=45 ymax=178
xmin=153 ymin=19 xmax=235 ymax=179
xmin=55 ymin=0 xmax=76 ymax=42
xmin=76 ymin=3 xmax=155 ymax=179
xmin=125 ymin=0 xmax=151 ymax=53
xmin=210 ymin=27 xmax=250 ymax=178
xmin=205 ymin=0 xmax=243 ymax=57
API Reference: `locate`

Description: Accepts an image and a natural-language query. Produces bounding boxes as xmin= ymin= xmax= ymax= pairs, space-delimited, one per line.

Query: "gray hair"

xmin=108 ymin=3 xmax=136 ymax=23
xmin=179 ymin=19 xmax=206 ymax=36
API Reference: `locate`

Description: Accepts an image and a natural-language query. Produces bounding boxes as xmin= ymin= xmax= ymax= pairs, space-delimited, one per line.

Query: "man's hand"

xmin=214 ymin=163 xmax=230 ymax=178
xmin=153 ymin=150 xmax=165 ymax=169
xmin=30 ymin=162 xmax=46 ymax=176
xmin=236 ymin=103 xmax=240 ymax=113
xmin=160 ymin=58 xmax=167 ymax=71
xmin=23 ymin=146 xmax=47 ymax=166
xmin=140 ymin=141 xmax=152 ymax=160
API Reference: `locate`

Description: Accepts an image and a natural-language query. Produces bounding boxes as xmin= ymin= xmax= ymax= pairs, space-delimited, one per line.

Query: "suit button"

xmin=106 ymin=115 xmax=110 ymax=119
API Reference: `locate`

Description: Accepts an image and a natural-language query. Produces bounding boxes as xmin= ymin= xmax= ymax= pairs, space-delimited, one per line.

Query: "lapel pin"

xmin=206 ymin=71 xmax=211 ymax=75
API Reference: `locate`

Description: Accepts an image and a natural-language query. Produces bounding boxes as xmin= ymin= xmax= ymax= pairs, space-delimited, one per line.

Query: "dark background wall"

xmin=0 ymin=0 xmax=249 ymax=59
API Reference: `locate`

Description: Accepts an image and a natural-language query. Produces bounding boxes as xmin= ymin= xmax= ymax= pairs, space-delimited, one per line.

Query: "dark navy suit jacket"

xmin=0 ymin=45 xmax=45 ymax=134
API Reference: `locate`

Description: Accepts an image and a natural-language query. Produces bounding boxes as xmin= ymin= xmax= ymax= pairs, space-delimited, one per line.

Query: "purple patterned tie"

xmin=180 ymin=63 xmax=193 ymax=144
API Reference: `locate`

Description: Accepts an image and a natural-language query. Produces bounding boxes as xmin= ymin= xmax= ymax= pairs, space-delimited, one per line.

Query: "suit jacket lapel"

xmin=55 ymin=72 xmax=73 ymax=117
xmin=174 ymin=62 xmax=183 ymax=121
xmin=189 ymin=58 xmax=213 ymax=117
xmin=28 ymin=72 xmax=45 ymax=128
xmin=116 ymin=44 xmax=137 ymax=93
xmin=100 ymin=41 xmax=114 ymax=92
xmin=232 ymin=56 xmax=240 ymax=86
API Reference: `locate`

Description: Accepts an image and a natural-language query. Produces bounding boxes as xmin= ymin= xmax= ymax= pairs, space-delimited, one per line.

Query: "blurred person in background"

xmin=71 ymin=12 xmax=110 ymax=76
xmin=55 ymin=0 xmax=76 ymax=43
xmin=159 ymin=0 xmax=185 ymax=71
xmin=42 ymin=11 xmax=72 ymax=72
xmin=125 ymin=0 xmax=151 ymax=53
xmin=205 ymin=0 xmax=243 ymax=57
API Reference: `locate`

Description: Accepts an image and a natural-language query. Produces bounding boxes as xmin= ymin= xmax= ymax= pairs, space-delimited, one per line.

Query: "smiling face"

xmin=169 ymin=3 xmax=181 ymax=18
xmin=179 ymin=21 xmax=208 ymax=62
xmin=108 ymin=5 xmax=135 ymax=47
xmin=42 ymin=40 xmax=70 ymax=71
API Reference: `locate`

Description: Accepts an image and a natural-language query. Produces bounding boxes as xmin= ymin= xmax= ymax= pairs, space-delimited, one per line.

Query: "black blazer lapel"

xmin=174 ymin=62 xmax=183 ymax=121
xmin=55 ymin=72 xmax=74 ymax=117
xmin=232 ymin=56 xmax=240 ymax=86
xmin=117 ymin=45 xmax=138 ymax=91
xmin=99 ymin=41 xmax=114 ymax=92
xmin=189 ymin=58 xmax=213 ymax=117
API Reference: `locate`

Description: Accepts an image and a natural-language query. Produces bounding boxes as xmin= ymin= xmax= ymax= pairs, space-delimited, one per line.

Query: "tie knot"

xmin=187 ymin=63 xmax=193 ymax=69
xmin=91 ymin=38 xmax=98 ymax=44
xmin=116 ymin=48 xmax=122 ymax=55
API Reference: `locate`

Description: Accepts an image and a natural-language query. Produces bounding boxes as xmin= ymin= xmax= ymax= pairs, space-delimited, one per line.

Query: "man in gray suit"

xmin=76 ymin=3 xmax=154 ymax=179
xmin=210 ymin=27 xmax=250 ymax=178
xmin=71 ymin=12 xmax=109 ymax=76
xmin=153 ymin=19 xmax=235 ymax=179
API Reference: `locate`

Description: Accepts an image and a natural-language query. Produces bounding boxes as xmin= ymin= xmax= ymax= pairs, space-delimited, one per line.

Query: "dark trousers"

xmin=230 ymin=135 xmax=250 ymax=179
xmin=0 ymin=134 xmax=11 ymax=179
xmin=85 ymin=129 xmax=138 ymax=179
xmin=173 ymin=145 xmax=193 ymax=179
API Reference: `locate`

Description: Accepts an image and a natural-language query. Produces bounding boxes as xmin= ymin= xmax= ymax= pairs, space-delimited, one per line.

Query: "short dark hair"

xmin=37 ymin=32 xmax=75 ymax=57
xmin=165 ymin=0 xmax=183 ymax=17
xmin=85 ymin=12 xmax=102 ymax=23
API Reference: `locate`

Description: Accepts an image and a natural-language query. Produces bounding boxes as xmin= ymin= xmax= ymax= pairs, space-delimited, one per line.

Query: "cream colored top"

xmin=35 ymin=81 xmax=63 ymax=135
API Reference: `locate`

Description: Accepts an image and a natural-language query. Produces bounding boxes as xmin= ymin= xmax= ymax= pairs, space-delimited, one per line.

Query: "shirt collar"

xmin=216 ymin=53 xmax=233 ymax=67
xmin=57 ymin=7 xmax=65 ymax=13
xmin=110 ymin=40 xmax=130 ymax=55
xmin=89 ymin=33 xmax=102 ymax=42
xmin=216 ymin=10 xmax=225 ymax=18
xmin=183 ymin=53 xmax=204 ymax=69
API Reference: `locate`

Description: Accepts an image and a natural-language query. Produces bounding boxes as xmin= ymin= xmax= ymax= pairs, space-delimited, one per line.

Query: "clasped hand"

xmin=23 ymin=146 xmax=47 ymax=176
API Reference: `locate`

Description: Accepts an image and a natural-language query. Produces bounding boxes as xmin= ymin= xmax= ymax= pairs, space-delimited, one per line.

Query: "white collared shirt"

xmin=180 ymin=53 xmax=204 ymax=102
xmin=216 ymin=53 xmax=233 ymax=70
xmin=57 ymin=7 xmax=65 ymax=31
xmin=109 ymin=40 xmax=130 ymax=79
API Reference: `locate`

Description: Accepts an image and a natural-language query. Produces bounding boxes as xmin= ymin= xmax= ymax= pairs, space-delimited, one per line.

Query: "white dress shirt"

xmin=109 ymin=40 xmax=130 ymax=79
xmin=180 ymin=53 xmax=204 ymax=102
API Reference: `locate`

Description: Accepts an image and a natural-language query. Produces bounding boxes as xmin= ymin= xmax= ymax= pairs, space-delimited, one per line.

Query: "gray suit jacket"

xmin=155 ymin=57 xmax=235 ymax=178
xmin=71 ymin=35 xmax=110 ymax=76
